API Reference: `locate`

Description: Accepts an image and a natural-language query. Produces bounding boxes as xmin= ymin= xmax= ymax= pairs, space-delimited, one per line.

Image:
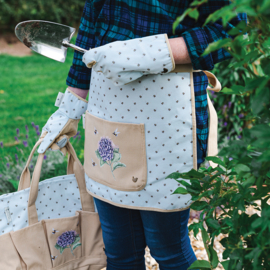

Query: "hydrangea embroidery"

xmin=55 ymin=230 xmax=81 ymax=256
xmin=95 ymin=136 xmax=126 ymax=179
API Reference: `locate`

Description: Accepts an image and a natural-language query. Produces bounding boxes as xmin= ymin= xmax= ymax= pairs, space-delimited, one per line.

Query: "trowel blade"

xmin=15 ymin=20 xmax=76 ymax=63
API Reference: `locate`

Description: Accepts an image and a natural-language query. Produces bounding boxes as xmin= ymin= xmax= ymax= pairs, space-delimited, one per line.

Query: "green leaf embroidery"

xmin=55 ymin=243 xmax=65 ymax=254
xmin=95 ymin=150 xmax=102 ymax=160
xmin=112 ymin=162 xmax=126 ymax=172
xmin=100 ymin=158 xmax=107 ymax=167
xmin=112 ymin=152 xmax=121 ymax=163
xmin=72 ymin=242 xmax=82 ymax=251
xmin=72 ymin=235 xmax=81 ymax=246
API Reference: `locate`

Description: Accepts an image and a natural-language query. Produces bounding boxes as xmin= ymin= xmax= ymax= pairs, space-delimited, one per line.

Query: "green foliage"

xmin=171 ymin=0 xmax=270 ymax=269
xmin=0 ymin=42 xmax=85 ymax=194
xmin=0 ymin=0 xmax=85 ymax=31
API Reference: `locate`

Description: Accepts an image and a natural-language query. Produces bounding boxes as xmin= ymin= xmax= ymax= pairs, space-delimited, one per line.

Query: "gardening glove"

xmin=82 ymin=34 xmax=175 ymax=86
xmin=37 ymin=88 xmax=87 ymax=154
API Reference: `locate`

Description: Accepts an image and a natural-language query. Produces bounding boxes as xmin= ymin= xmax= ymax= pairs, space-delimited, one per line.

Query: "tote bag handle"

xmin=18 ymin=139 xmax=76 ymax=191
xmin=24 ymin=140 xmax=94 ymax=225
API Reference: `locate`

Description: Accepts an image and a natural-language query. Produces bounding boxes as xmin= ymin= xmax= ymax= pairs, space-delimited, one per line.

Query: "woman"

xmin=38 ymin=1 xmax=246 ymax=269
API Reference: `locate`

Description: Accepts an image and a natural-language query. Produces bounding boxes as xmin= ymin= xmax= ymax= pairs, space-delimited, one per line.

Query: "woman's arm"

xmin=169 ymin=37 xmax=191 ymax=65
xmin=178 ymin=0 xmax=247 ymax=70
xmin=69 ymin=36 xmax=191 ymax=98
xmin=68 ymin=87 xmax=89 ymax=99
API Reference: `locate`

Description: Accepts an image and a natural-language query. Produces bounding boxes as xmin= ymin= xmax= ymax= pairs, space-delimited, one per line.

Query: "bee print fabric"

xmin=84 ymin=112 xmax=147 ymax=191
xmin=84 ymin=64 xmax=197 ymax=212
xmin=82 ymin=34 xmax=175 ymax=86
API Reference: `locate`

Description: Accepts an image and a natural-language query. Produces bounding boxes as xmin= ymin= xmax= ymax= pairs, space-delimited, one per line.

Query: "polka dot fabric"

xmin=0 ymin=174 xmax=83 ymax=236
xmin=85 ymin=68 xmax=195 ymax=212
xmin=82 ymin=34 xmax=175 ymax=86
xmin=38 ymin=89 xmax=87 ymax=154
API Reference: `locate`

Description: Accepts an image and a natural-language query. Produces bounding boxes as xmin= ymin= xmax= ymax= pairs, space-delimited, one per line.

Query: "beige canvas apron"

xmin=84 ymin=64 xmax=221 ymax=212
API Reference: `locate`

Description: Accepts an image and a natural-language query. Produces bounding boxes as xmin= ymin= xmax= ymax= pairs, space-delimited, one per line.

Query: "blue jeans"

xmin=94 ymin=143 xmax=205 ymax=270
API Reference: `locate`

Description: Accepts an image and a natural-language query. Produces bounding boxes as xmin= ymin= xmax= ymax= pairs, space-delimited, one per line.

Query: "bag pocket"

xmin=84 ymin=111 xmax=147 ymax=191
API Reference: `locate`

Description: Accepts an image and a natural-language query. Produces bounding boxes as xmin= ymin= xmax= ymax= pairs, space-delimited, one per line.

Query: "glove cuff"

xmin=58 ymin=88 xmax=88 ymax=119
xmin=164 ymin=34 xmax=175 ymax=72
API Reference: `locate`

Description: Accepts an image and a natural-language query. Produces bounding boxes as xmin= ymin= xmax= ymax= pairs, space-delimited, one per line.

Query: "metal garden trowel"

xmin=15 ymin=20 xmax=88 ymax=63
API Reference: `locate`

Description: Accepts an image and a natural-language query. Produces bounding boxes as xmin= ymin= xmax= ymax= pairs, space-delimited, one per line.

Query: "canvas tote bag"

xmin=0 ymin=139 xmax=107 ymax=270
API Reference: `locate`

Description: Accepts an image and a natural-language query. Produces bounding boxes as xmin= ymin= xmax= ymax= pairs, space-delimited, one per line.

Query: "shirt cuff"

xmin=66 ymin=66 xmax=92 ymax=90
xmin=182 ymin=27 xmax=214 ymax=71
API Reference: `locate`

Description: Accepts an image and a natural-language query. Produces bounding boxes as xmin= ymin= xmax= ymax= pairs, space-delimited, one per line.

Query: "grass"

xmin=0 ymin=47 xmax=86 ymax=182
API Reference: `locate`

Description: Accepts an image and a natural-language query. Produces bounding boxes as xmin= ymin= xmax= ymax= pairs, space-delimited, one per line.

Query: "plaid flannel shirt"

xmin=66 ymin=0 xmax=246 ymax=161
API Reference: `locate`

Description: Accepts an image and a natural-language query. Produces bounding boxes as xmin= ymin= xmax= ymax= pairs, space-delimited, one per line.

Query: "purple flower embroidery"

xmin=55 ymin=230 xmax=81 ymax=256
xmin=0 ymin=142 xmax=3 ymax=148
xmin=95 ymin=136 xmax=126 ymax=180
xmin=98 ymin=137 xmax=114 ymax=162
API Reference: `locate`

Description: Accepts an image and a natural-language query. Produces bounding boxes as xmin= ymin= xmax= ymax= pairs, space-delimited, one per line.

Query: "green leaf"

xmin=72 ymin=242 xmax=82 ymax=251
xmin=112 ymin=162 xmax=126 ymax=171
xmin=166 ymin=172 xmax=182 ymax=180
xmin=259 ymin=0 xmax=270 ymax=14
xmin=172 ymin=187 xmax=189 ymax=195
xmin=245 ymin=247 xmax=262 ymax=260
xmin=205 ymin=156 xmax=225 ymax=167
xmin=95 ymin=150 xmax=101 ymax=160
xmin=173 ymin=8 xmax=191 ymax=31
xmin=113 ymin=148 xmax=119 ymax=153
xmin=188 ymin=260 xmax=211 ymax=269
xmin=100 ymin=158 xmax=107 ymax=167
xmin=112 ymin=152 xmax=121 ymax=163
xmin=206 ymin=219 xmax=221 ymax=230
xmin=201 ymin=39 xmax=231 ymax=56
xmin=190 ymin=201 xmax=209 ymax=211
xmin=190 ymin=0 xmax=207 ymax=6
xmin=188 ymin=9 xmax=199 ymax=20
xmin=55 ymin=243 xmax=66 ymax=254
xmin=177 ymin=180 xmax=191 ymax=187
xmin=209 ymin=245 xmax=219 ymax=268
xmin=72 ymin=235 xmax=81 ymax=246
xmin=221 ymin=260 xmax=230 ymax=270
xmin=235 ymin=164 xmax=250 ymax=174
xmin=251 ymin=217 xmax=263 ymax=229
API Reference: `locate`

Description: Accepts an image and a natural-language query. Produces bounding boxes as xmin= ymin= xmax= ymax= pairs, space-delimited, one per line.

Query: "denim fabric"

xmin=93 ymin=148 xmax=204 ymax=270
xmin=94 ymin=198 xmax=197 ymax=270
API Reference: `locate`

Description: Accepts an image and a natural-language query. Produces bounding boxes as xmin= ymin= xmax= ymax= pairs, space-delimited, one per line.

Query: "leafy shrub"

xmin=170 ymin=0 xmax=270 ymax=269
xmin=0 ymin=0 xmax=85 ymax=32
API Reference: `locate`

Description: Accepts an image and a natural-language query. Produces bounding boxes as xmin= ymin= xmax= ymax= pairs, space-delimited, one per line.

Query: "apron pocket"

xmin=84 ymin=111 xmax=147 ymax=191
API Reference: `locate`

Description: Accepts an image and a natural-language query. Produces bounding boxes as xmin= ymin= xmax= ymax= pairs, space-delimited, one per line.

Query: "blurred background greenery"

xmin=0 ymin=1 xmax=247 ymax=193
xmin=0 ymin=1 xmax=85 ymax=192
xmin=0 ymin=0 xmax=84 ymax=32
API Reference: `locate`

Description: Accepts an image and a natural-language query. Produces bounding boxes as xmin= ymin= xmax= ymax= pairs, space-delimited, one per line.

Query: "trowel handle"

xmin=62 ymin=40 xmax=88 ymax=53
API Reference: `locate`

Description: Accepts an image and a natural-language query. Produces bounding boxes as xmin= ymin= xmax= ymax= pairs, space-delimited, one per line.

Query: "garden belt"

xmin=83 ymin=64 xmax=221 ymax=212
